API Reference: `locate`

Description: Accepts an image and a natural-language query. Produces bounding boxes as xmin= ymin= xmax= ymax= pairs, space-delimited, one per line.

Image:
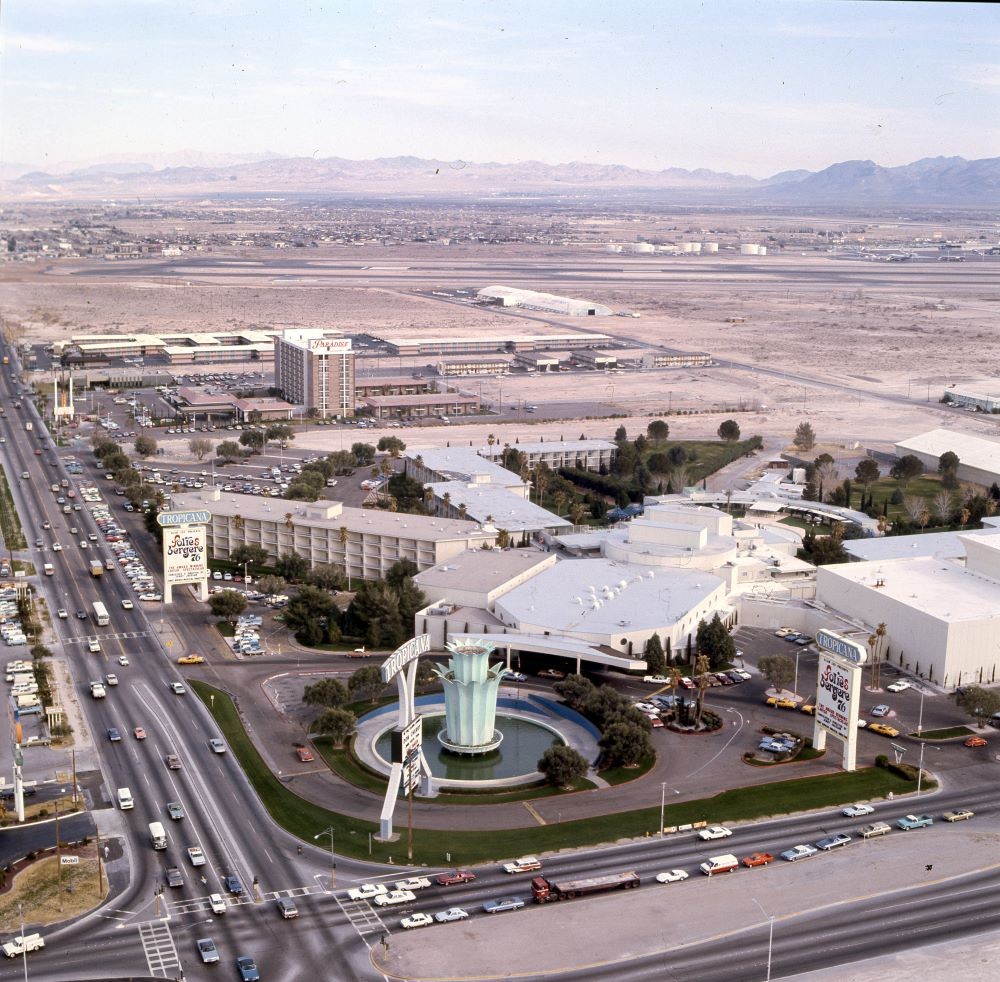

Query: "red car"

xmin=965 ymin=735 xmax=988 ymax=748
xmin=295 ymin=745 xmax=315 ymax=762
xmin=742 ymin=852 xmax=774 ymax=868
xmin=436 ymin=870 xmax=476 ymax=886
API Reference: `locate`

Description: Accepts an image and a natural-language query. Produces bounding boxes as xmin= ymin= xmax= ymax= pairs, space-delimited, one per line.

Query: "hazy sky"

xmin=1 ymin=0 xmax=997 ymax=175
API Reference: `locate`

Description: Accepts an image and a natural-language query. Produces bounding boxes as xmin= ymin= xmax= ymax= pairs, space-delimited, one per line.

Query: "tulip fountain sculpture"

xmin=434 ymin=637 xmax=508 ymax=755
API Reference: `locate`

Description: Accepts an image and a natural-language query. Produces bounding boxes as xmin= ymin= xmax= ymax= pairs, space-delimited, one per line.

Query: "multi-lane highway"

xmin=4 ymin=338 xmax=1000 ymax=981
xmin=0 ymin=345 xmax=385 ymax=981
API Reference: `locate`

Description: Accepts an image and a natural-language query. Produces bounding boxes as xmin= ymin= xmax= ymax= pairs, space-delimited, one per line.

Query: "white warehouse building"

xmin=895 ymin=428 xmax=1000 ymax=488
xmin=816 ymin=532 xmax=1000 ymax=689
xmin=477 ymin=285 xmax=613 ymax=317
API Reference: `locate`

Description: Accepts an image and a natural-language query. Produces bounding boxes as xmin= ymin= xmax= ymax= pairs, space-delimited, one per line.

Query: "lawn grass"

xmin=0 ymin=465 xmax=27 ymax=550
xmin=194 ymin=680 xmax=926 ymax=866
xmin=913 ymin=726 xmax=973 ymax=740
xmin=598 ymin=754 xmax=656 ymax=785
xmin=642 ymin=439 xmax=758 ymax=487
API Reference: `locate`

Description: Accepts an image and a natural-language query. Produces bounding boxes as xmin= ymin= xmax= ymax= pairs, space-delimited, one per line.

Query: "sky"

xmin=1 ymin=0 xmax=997 ymax=176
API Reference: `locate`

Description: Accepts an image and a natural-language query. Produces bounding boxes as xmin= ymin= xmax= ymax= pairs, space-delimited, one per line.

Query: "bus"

xmin=92 ymin=601 xmax=109 ymax=627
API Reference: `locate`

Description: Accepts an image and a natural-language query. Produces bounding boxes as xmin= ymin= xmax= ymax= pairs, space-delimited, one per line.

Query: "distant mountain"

xmin=760 ymin=156 xmax=1000 ymax=203
xmin=2 ymin=153 xmax=997 ymax=203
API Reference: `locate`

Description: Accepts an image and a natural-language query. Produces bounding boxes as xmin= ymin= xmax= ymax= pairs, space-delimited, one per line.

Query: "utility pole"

xmin=96 ymin=828 xmax=103 ymax=897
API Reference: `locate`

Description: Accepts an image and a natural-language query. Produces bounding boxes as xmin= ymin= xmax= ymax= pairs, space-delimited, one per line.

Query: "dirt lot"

xmin=3 ymin=236 xmax=999 ymax=454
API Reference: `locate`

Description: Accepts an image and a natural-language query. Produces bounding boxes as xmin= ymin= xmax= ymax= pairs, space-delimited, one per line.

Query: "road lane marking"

xmin=522 ymin=800 xmax=547 ymax=825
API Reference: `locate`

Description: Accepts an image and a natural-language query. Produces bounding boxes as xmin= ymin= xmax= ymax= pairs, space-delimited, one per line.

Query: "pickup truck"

xmin=896 ymin=814 xmax=934 ymax=831
xmin=780 ymin=844 xmax=818 ymax=862
xmin=2 ymin=934 xmax=44 ymax=958
xmin=90 ymin=681 xmax=106 ymax=699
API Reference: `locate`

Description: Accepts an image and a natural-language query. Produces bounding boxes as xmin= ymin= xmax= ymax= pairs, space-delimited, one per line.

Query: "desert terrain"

xmin=2 ymin=206 xmax=999 ymax=456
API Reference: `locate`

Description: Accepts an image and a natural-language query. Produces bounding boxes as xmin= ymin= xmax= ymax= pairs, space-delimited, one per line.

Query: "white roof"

xmin=407 ymin=447 xmax=522 ymax=487
xmin=415 ymin=550 xmax=555 ymax=594
xmin=495 ymin=558 xmax=724 ymax=635
xmin=428 ymin=481 xmax=571 ymax=532
xmin=820 ymin=556 xmax=1000 ymax=623
xmin=844 ymin=526 xmax=1000 ymax=562
xmin=896 ymin=428 xmax=1000 ymax=477
xmin=172 ymin=490 xmax=493 ymax=542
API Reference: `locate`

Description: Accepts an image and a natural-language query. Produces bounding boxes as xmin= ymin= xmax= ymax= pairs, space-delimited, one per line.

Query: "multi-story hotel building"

xmin=274 ymin=329 xmax=355 ymax=418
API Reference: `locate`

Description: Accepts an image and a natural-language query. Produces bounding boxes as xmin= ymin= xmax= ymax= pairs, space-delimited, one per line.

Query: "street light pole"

xmin=916 ymin=741 xmax=926 ymax=796
xmin=751 ymin=896 xmax=774 ymax=982
xmin=659 ymin=782 xmax=665 ymax=838
xmin=917 ymin=688 xmax=925 ymax=735
xmin=313 ymin=827 xmax=336 ymax=889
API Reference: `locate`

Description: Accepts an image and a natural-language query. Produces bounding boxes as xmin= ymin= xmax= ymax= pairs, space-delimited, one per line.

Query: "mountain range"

xmin=2 ymin=153 xmax=997 ymax=204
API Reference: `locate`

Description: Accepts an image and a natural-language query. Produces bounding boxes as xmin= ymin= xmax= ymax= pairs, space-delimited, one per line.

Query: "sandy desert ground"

xmin=2 ymin=239 xmax=999 ymax=456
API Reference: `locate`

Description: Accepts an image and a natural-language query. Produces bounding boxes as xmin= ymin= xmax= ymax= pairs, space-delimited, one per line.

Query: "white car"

xmin=52 ymin=543 xmax=62 ymax=552
xmin=501 ymin=857 xmax=541 ymax=874
xmin=434 ymin=907 xmax=469 ymax=923
xmin=886 ymin=680 xmax=911 ymax=693
xmin=118 ymin=655 xmax=129 ymax=667
xmin=105 ymin=674 xmax=119 ymax=686
xmin=643 ymin=675 xmax=670 ymax=685
xmin=187 ymin=846 xmax=207 ymax=867
xmin=394 ymin=876 xmax=432 ymax=891
xmin=121 ymin=599 xmax=134 ymax=610
xmin=842 ymin=803 xmax=875 ymax=817
xmin=208 ymin=893 xmax=227 ymax=914
xmin=655 ymin=869 xmax=689 ymax=884
xmin=347 ymin=883 xmax=388 ymax=902
xmin=373 ymin=889 xmax=416 ymax=907
xmin=633 ymin=702 xmax=659 ymax=714
xmin=57 ymin=608 xmax=68 ymax=619
xmin=698 ymin=826 xmax=733 ymax=841
xmin=400 ymin=912 xmax=434 ymax=930
xmin=88 ymin=639 xmax=101 ymax=653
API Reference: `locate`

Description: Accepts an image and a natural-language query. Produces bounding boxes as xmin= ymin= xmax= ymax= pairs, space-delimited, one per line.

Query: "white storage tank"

xmin=740 ymin=244 xmax=760 ymax=256
xmin=703 ymin=242 xmax=719 ymax=253
xmin=792 ymin=467 xmax=807 ymax=484
xmin=758 ymin=246 xmax=767 ymax=256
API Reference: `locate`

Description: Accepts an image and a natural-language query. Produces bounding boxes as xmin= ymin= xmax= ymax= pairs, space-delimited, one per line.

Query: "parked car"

xmin=943 ymin=809 xmax=975 ymax=822
xmin=483 ymin=896 xmax=525 ymax=914
xmin=886 ymin=680 xmax=911 ymax=693
xmin=860 ymin=822 xmax=892 ymax=839
xmin=896 ymin=814 xmax=934 ymax=830
xmin=654 ymin=869 xmax=689 ymax=883
xmin=400 ymin=912 xmax=434 ymax=929
xmin=780 ymin=844 xmax=818 ymax=862
xmin=816 ymin=833 xmax=852 ymax=851
xmin=536 ymin=668 xmax=566 ymax=680
xmin=742 ymin=852 xmax=774 ymax=868
xmin=434 ymin=907 xmax=469 ymax=923
xmin=643 ymin=675 xmax=671 ymax=685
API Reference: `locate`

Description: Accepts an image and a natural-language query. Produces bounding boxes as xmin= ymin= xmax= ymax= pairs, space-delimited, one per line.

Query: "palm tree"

xmin=553 ymin=491 xmax=568 ymax=517
xmin=338 ymin=527 xmax=351 ymax=589
xmin=442 ymin=491 xmax=452 ymax=515
xmin=457 ymin=503 xmax=468 ymax=519
xmin=233 ymin=514 xmax=244 ymax=531
xmin=284 ymin=512 xmax=294 ymax=529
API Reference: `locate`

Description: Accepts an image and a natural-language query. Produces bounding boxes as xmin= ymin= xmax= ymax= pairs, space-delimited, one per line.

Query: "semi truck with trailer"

xmin=530 ymin=870 xmax=639 ymax=903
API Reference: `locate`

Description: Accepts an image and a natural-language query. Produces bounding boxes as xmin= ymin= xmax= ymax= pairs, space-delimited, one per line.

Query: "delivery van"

xmin=148 ymin=822 xmax=167 ymax=850
xmin=117 ymin=787 xmax=134 ymax=810
xmin=699 ymin=854 xmax=740 ymax=877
